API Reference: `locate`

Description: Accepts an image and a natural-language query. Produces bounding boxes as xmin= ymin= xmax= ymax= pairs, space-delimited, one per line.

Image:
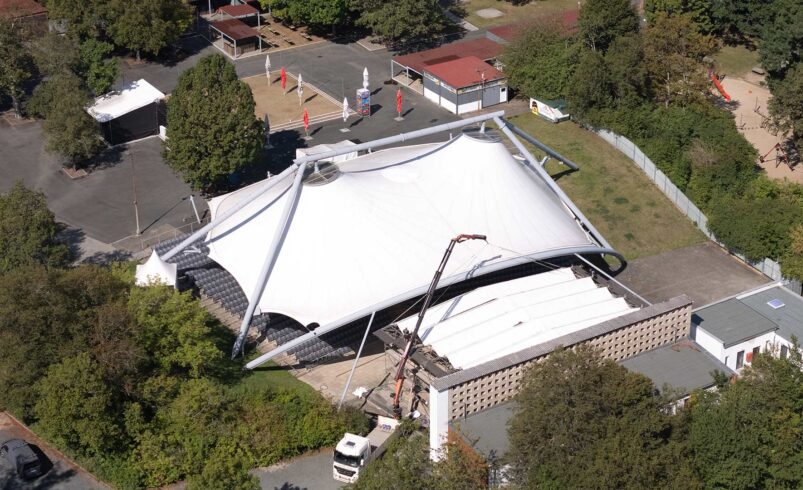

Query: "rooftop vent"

xmin=345 ymin=441 xmax=356 ymax=447
xmin=767 ymin=298 xmax=785 ymax=309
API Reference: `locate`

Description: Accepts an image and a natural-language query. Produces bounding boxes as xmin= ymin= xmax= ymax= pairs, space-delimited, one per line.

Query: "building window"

xmin=781 ymin=345 xmax=789 ymax=359
xmin=725 ymin=356 xmax=729 ymax=367
xmin=736 ymin=350 xmax=745 ymax=369
xmin=752 ymin=346 xmax=760 ymax=362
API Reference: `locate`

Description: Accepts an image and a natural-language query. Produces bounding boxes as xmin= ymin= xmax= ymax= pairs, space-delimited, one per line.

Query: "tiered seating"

xmin=153 ymin=234 xmax=362 ymax=365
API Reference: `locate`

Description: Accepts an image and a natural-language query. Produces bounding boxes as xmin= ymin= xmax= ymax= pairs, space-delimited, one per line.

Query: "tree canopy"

xmin=165 ymin=54 xmax=263 ymax=191
xmin=264 ymin=0 xmax=352 ymax=34
xmin=578 ymin=0 xmax=640 ymax=52
xmin=356 ymin=0 xmax=450 ymax=49
xmin=0 ymin=19 xmax=35 ymax=116
xmin=0 ymin=183 xmax=70 ymax=273
xmin=107 ymin=0 xmax=192 ymax=61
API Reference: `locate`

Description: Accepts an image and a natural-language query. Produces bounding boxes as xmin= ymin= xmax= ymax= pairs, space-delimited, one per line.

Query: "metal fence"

xmin=593 ymin=128 xmax=795 ymax=287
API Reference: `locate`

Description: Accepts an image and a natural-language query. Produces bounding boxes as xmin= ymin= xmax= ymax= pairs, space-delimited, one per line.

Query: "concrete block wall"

xmin=441 ymin=297 xmax=692 ymax=420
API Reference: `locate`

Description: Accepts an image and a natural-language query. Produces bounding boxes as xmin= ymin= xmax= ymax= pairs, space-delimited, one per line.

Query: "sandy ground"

xmin=720 ymin=75 xmax=802 ymax=183
xmin=242 ymin=72 xmax=342 ymax=130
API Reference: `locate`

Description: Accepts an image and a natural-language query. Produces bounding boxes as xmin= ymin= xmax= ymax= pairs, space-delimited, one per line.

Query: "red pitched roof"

xmin=216 ymin=4 xmax=259 ymax=18
xmin=0 ymin=0 xmax=46 ymax=19
xmin=424 ymin=56 xmax=505 ymax=89
xmin=211 ymin=18 xmax=257 ymax=41
xmin=393 ymin=38 xmax=503 ymax=75
xmin=488 ymin=10 xmax=579 ymax=42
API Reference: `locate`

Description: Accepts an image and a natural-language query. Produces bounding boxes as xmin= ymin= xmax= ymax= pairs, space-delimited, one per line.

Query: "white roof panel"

xmin=87 ymin=79 xmax=165 ymax=123
xmin=398 ymin=269 xmax=637 ymax=369
xmin=206 ymin=135 xmax=599 ymax=328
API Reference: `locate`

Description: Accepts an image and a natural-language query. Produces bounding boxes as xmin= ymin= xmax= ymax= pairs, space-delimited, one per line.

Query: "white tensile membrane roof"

xmin=397 ymin=268 xmax=638 ymax=369
xmin=87 ymin=79 xmax=165 ymax=123
xmin=205 ymin=133 xmax=598 ymax=329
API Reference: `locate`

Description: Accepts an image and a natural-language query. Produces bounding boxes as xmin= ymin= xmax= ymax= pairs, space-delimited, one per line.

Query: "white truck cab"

xmin=333 ymin=416 xmax=399 ymax=483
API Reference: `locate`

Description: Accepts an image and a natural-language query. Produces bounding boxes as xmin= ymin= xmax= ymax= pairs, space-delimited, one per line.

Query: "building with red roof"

xmin=392 ymin=38 xmax=508 ymax=115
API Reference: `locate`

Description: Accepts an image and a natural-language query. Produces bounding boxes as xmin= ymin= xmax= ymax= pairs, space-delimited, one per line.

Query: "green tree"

xmin=356 ymin=0 xmax=449 ymax=49
xmin=507 ymin=345 xmax=696 ymax=488
xmin=708 ymin=194 xmax=803 ymax=261
xmin=186 ymin=439 xmax=260 ymax=490
xmin=0 ymin=183 xmax=70 ymax=273
xmin=566 ymin=48 xmax=614 ymax=120
xmin=79 ymin=39 xmax=119 ymax=95
xmin=34 ymin=352 xmax=123 ymax=454
xmin=128 ymin=284 xmax=223 ymax=378
xmin=107 ymin=0 xmax=192 ymax=61
xmin=710 ymin=0 xmax=777 ymax=40
xmin=759 ymin=0 xmax=802 ymax=75
xmin=781 ymin=224 xmax=803 ymax=279
xmin=606 ymin=34 xmax=651 ymax=106
xmin=31 ymin=32 xmax=81 ymax=78
xmin=502 ymin=22 xmax=578 ymax=100
xmin=43 ymin=0 xmax=110 ymax=39
xmin=264 ymin=0 xmax=352 ymax=34
xmin=690 ymin=350 xmax=803 ymax=488
xmin=646 ymin=0 xmax=715 ymax=32
xmin=164 ymin=54 xmax=263 ymax=191
xmin=40 ymin=77 xmax=104 ymax=167
xmin=643 ymin=13 xmax=716 ymax=107
xmin=0 ymin=19 xmax=35 ymax=117
xmin=768 ymin=64 xmax=803 ymax=152
xmin=578 ymin=0 xmax=639 ymax=52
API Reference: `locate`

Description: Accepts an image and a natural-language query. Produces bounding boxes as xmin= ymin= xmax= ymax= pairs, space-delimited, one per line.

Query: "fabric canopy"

xmin=205 ymin=133 xmax=598 ymax=328
xmin=397 ymin=268 xmax=637 ymax=369
xmin=87 ymin=79 xmax=164 ymax=123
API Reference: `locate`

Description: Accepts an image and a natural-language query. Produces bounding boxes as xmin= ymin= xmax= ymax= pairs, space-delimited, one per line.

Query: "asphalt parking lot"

xmin=0 ymin=413 xmax=107 ymax=490
xmin=254 ymin=450 xmax=342 ymax=490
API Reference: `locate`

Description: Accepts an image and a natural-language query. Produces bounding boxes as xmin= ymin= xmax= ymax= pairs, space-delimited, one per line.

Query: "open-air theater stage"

xmin=136 ymin=111 xmax=625 ymax=380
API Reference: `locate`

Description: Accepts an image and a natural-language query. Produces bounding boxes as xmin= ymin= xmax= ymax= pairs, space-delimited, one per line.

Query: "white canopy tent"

xmin=206 ymin=133 xmax=597 ymax=329
xmin=138 ymin=111 xmax=623 ymax=365
xmin=135 ymin=250 xmax=178 ymax=287
xmin=396 ymin=268 xmax=638 ymax=369
xmin=87 ymin=79 xmax=165 ymax=123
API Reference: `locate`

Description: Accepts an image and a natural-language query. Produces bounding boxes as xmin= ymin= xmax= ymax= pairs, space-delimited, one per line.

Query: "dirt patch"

xmin=720 ymin=76 xmax=802 ymax=183
xmin=242 ymin=72 xmax=343 ymax=131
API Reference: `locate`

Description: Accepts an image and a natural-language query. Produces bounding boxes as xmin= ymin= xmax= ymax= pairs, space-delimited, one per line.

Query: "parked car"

xmin=1 ymin=439 xmax=45 ymax=480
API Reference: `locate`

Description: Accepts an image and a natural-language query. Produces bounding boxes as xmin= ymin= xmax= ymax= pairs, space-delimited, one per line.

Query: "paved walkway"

xmin=254 ymin=450 xmax=343 ymax=490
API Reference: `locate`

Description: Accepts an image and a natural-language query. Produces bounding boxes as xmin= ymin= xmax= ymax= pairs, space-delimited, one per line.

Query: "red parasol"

xmin=303 ymin=107 xmax=309 ymax=132
xmin=281 ymin=67 xmax=286 ymax=91
xmin=396 ymin=88 xmax=402 ymax=115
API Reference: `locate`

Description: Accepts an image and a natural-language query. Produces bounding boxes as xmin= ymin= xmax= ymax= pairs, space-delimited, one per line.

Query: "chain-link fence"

xmin=593 ymin=128 xmax=796 ymax=288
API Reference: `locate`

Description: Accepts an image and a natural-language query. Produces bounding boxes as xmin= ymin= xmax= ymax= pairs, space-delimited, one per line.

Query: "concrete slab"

xmin=476 ymin=8 xmax=504 ymax=19
xmin=616 ymin=242 xmax=771 ymax=308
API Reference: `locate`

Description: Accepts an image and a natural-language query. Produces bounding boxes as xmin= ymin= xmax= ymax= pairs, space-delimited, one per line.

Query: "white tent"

xmin=87 ymin=79 xmax=165 ymax=123
xmin=136 ymin=250 xmax=178 ymax=287
xmin=205 ymin=132 xmax=600 ymax=329
xmin=396 ymin=268 xmax=637 ymax=369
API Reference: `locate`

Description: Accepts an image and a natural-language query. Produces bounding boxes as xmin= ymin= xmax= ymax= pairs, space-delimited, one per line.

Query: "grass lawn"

xmin=714 ymin=45 xmax=760 ymax=78
xmin=506 ymin=114 xmax=706 ymax=260
xmin=233 ymin=360 xmax=319 ymax=397
xmin=453 ymin=0 xmax=578 ymax=29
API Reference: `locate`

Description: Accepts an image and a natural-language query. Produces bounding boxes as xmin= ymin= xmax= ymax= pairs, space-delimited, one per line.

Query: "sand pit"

xmin=720 ymin=76 xmax=802 ymax=183
xmin=242 ymin=72 xmax=343 ymax=132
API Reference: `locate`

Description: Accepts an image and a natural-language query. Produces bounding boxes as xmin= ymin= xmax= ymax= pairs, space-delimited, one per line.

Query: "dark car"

xmin=1 ymin=439 xmax=44 ymax=480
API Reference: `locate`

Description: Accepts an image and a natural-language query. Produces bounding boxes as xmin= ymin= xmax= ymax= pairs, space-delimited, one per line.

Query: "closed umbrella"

xmin=303 ymin=107 xmax=309 ymax=136
xmin=362 ymin=67 xmax=369 ymax=90
xmin=280 ymin=66 xmax=286 ymax=93
xmin=297 ymin=73 xmax=304 ymax=106
xmin=342 ymin=97 xmax=349 ymax=122
xmin=396 ymin=88 xmax=402 ymax=117
xmin=265 ymin=55 xmax=271 ymax=84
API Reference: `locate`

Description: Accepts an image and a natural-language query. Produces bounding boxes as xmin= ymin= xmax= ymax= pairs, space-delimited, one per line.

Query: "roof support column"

xmin=429 ymin=384 xmax=449 ymax=461
xmin=231 ymin=161 xmax=307 ymax=359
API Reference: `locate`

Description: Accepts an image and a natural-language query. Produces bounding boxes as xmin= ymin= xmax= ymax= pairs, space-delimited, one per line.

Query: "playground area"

xmin=720 ymin=75 xmax=802 ymax=183
xmin=242 ymin=72 xmax=344 ymax=132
